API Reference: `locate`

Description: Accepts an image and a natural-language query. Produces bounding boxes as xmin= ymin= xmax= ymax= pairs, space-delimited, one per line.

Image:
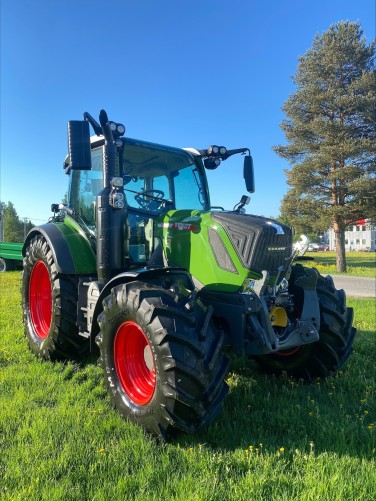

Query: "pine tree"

xmin=3 ymin=202 xmax=24 ymax=241
xmin=275 ymin=21 xmax=376 ymax=271
xmin=1 ymin=202 xmax=34 ymax=242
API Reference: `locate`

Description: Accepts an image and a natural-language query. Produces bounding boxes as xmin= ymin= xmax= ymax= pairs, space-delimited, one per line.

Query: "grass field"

xmin=0 ymin=272 xmax=375 ymax=500
xmin=305 ymin=251 xmax=376 ymax=277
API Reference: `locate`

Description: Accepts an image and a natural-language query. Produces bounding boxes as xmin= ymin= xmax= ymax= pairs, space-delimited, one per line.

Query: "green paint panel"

xmin=57 ymin=218 xmax=96 ymax=274
xmin=155 ymin=210 xmax=259 ymax=292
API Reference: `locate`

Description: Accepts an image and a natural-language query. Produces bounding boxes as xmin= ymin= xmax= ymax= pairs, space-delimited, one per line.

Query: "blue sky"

xmin=1 ymin=0 xmax=374 ymax=225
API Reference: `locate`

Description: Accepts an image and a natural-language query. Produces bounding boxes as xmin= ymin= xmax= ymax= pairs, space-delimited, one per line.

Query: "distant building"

xmin=328 ymin=219 xmax=376 ymax=251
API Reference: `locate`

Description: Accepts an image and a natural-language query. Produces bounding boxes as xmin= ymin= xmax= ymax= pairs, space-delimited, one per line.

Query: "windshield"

xmin=123 ymin=140 xmax=209 ymax=214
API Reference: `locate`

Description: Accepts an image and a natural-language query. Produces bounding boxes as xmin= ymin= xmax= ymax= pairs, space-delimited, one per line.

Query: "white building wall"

xmin=328 ymin=219 xmax=376 ymax=251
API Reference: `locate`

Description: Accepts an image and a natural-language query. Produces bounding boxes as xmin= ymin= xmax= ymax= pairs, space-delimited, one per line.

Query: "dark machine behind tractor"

xmin=21 ymin=110 xmax=356 ymax=440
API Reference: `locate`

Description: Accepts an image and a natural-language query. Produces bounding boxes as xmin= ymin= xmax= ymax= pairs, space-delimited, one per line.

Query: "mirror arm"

xmin=83 ymin=111 xmax=103 ymax=136
xmin=222 ymin=148 xmax=250 ymax=160
xmin=198 ymin=147 xmax=250 ymax=161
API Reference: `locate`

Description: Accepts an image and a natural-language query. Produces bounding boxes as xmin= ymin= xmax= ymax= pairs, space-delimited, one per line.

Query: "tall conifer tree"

xmin=275 ymin=22 xmax=375 ymax=271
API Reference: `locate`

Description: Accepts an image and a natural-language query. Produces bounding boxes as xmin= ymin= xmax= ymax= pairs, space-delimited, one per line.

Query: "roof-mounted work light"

xmin=204 ymin=157 xmax=221 ymax=169
xmin=206 ymin=145 xmax=228 ymax=157
xmin=109 ymin=121 xmax=126 ymax=137
xmin=207 ymin=145 xmax=219 ymax=156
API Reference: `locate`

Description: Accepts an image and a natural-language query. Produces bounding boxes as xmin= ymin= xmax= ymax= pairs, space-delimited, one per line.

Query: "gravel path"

xmin=330 ymin=275 xmax=375 ymax=298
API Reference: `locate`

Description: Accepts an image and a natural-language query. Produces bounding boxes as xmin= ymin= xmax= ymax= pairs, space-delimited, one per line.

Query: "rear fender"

xmin=23 ymin=221 xmax=96 ymax=275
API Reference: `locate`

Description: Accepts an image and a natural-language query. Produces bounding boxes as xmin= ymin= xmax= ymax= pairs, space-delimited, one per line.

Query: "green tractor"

xmin=21 ymin=110 xmax=355 ymax=440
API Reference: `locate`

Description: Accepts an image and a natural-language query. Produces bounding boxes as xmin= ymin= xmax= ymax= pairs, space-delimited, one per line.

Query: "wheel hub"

xmin=29 ymin=260 xmax=52 ymax=339
xmin=114 ymin=321 xmax=156 ymax=405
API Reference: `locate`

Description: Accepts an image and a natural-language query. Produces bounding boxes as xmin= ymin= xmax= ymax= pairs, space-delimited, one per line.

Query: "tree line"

xmin=0 ymin=202 xmax=34 ymax=242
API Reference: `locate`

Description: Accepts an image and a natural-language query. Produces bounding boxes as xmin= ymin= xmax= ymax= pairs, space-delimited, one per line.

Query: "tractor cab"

xmin=64 ymin=112 xmax=254 ymax=276
xmin=67 ymin=135 xmax=210 ymax=265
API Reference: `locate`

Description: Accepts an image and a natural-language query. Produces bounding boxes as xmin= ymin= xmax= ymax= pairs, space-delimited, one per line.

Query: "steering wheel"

xmin=134 ymin=189 xmax=165 ymax=210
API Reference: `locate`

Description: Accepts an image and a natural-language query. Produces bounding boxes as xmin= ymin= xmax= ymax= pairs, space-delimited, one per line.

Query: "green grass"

xmin=305 ymin=251 xmax=376 ymax=277
xmin=1 ymin=272 xmax=375 ymax=500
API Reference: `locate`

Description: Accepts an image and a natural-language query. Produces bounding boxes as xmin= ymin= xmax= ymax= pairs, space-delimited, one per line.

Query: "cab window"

xmin=68 ymin=147 xmax=103 ymax=227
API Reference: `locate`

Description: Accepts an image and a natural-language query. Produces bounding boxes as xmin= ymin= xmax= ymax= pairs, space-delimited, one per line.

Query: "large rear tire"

xmin=96 ymin=281 xmax=229 ymax=440
xmin=255 ymin=265 xmax=356 ymax=381
xmin=22 ymin=235 xmax=90 ymax=360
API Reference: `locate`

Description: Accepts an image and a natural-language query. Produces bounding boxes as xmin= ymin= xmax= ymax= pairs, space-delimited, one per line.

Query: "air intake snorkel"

xmin=93 ymin=110 xmax=127 ymax=286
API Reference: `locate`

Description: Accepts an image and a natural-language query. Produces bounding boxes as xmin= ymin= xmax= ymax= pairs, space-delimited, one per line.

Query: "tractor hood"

xmin=155 ymin=210 xmax=293 ymax=292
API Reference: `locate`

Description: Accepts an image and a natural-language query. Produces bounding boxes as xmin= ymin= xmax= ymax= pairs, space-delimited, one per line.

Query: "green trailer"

xmin=0 ymin=242 xmax=23 ymax=272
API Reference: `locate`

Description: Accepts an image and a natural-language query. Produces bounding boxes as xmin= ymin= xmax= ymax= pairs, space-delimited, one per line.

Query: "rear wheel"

xmin=22 ymin=234 xmax=89 ymax=360
xmin=0 ymin=257 xmax=13 ymax=272
xmin=96 ymin=281 xmax=229 ymax=440
xmin=255 ymin=265 xmax=356 ymax=381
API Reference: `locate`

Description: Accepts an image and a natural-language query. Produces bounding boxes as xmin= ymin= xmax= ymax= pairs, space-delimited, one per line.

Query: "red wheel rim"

xmin=274 ymin=347 xmax=301 ymax=357
xmin=29 ymin=260 xmax=52 ymax=339
xmin=114 ymin=321 xmax=156 ymax=405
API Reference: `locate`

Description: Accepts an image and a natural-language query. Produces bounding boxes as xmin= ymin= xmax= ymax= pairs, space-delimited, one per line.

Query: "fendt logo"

xmin=158 ymin=222 xmax=199 ymax=231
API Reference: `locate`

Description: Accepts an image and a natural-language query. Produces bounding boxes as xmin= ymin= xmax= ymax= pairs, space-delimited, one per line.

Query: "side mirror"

xmin=243 ymin=155 xmax=255 ymax=193
xmin=67 ymin=120 xmax=92 ymax=171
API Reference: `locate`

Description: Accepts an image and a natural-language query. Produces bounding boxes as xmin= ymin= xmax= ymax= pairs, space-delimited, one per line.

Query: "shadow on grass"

xmin=21 ymin=324 xmax=375 ymax=460
xmin=177 ymin=339 xmax=376 ymax=458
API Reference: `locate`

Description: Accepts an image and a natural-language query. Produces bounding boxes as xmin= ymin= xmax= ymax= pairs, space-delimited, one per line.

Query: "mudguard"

xmin=88 ymin=267 xmax=195 ymax=337
xmin=22 ymin=217 xmax=96 ymax=275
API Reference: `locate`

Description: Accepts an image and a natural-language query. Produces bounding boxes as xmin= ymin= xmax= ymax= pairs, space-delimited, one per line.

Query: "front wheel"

xmin=22 ymin=234 xmax=90 ymax=360
xmin=96 ymin=281 xmax=229 ymax=440
xmin=254 ymin=265 xmax=356 ymax=381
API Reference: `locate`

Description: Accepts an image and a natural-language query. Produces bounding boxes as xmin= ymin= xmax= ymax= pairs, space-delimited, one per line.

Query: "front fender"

xmin=89 ymin=267 xmax=194 ymax=337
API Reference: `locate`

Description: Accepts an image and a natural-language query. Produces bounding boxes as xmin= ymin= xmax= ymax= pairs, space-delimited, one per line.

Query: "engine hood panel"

xmin=211 ymin=212 xmax=293 ymax=275
xmin=155 ymin=210 xmax=292 ymax=292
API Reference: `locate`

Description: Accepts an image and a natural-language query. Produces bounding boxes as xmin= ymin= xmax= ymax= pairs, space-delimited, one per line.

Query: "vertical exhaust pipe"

xmin=95 ymin=110 xmax=124 ymax=286
xmin=69 ymin=110 xmax=127 ymax=287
